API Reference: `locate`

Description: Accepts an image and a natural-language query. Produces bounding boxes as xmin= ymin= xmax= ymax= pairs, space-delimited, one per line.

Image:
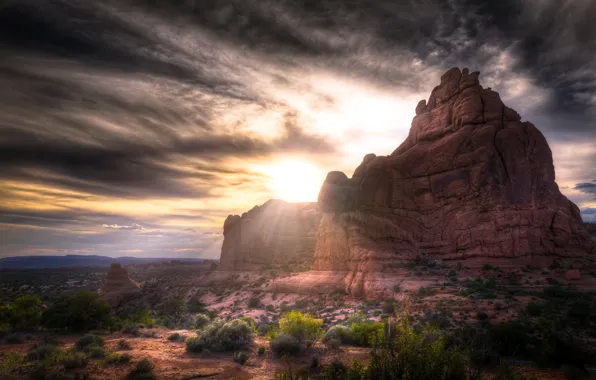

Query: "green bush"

xmin=247 ymin=297 xmax=261 ymax=308
xmin=270 ymin=334 xmax=301 ymax=357
xmin=185 ymin=319 xmax=254 ymax=352
xmin=26 ymin=344 xmax=59 ymax=361
xmin=42 ymin=291 xmax=111 ymax=332
xmin=86 ymin=345 xmax=105 ymax=358
xmin=126 ymin=358 xmax=156 ymax=380
xmin=350 ymin=320 xmax=384 ymax=347
xmin=278 ymin=311 xmax=323 ymax=347
xmin=363 ymin=319 xmax=469 ymax=380
xmin=6 ymin=295 xmax=43 ymax=330
xmin=322 ymin=325 xmax=352 ymax=348
xmin=122 ymin=323 xmax=141 ymax=336
xmin=61 ymin=351 xmax=89 ymax=369
xmin=1 ymin=352 xmax=25 ymax=378
xmin=233 ymin=351 xmax=249 ymax=365
xmin=105 ymin=351 xmax=131 ymax=364
xmin=162 ymin=299 xmax=187 ymax=325
xmin=194 ymin=314 xmax=210 ymax=329
xmin=187 ymin=299 xmax=207 ymax=314
xmin=117 ymin=339 xmax=132 ymax=350
xmin=75 ymin=335 xmax=104 ymax=351
xmin=167 ymin=333 xmax=185 ymax=342
xmin=257 ymin=345 xmax=266 ymax=355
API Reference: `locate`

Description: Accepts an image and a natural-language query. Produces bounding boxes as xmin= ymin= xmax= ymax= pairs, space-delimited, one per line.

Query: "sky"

xmin=1 ymin=0 xmax=595 ymax=259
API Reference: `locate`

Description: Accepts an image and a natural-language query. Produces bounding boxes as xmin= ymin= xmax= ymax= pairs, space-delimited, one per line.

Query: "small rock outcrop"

xmin=314 ymin=67 xmax=594 ymax=297
xmin=99 ymin=263 xmax=142 ymax=307
xmin=219 ymin=199 xmax=322 ymax=271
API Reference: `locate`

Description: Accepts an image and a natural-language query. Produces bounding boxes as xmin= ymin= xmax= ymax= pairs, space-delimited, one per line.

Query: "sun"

xmin=265 ymin=160 xmax=326 ymax=202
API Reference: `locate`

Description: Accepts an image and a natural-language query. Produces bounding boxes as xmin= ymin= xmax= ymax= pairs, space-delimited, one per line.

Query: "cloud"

xmin=1 ymin=0 xmax=595 ymax=258
xmin=575 ymin=183 xmax=596 ymax=198
xmin=102 ymin=223 xmax=145 ymax=231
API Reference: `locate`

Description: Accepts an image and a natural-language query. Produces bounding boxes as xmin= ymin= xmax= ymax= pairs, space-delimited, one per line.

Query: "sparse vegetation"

xmin=185 ymin=318 xmax=254 ymax=352
xmin=127 ymin=358 xmax=156 ymax=380
xmin=278 ymin=311 xmax=323 ymax=348
xmin=270 ymin=334 xmax=302 ymax=357
xmin=42 ymin=291 xmax=112 ymax=332
xmin=233 ymin=351 xmax=249 ymax=365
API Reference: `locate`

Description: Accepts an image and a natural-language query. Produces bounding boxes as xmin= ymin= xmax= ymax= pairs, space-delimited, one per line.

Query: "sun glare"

xmin=265 ymin=160 xmax=326 ymax=202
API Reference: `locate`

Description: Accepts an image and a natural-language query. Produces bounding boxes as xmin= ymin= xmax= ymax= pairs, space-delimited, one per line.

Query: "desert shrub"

xmin=74 ymin=335 xmax=104 ymax=351
xmin=185 ymin=319 xmax=254 ymax=352
xmin=194 ymin=313 xmax=210 ymax=328
xmin=117 ymin=339 xmax=132 ymax=350
xmin=270 ymin=334 xmax=301 ymax=357
xmin=167 ymin=332 xmax=184 ymax=341
xmin=161 ymin=299 xmax=187 ymax=325
xmin=1 ymin=352 xmax=25 ymax=378
xmin=257 ymin=345 xmax=266 ymax=355
xmin=247 ymin=297 xmax=261 ymax=308
xmin=5 ymin=333 xmax=22 ymax=344
xmin=233 ymin=351 xmax=249 ymax=365
xmin=257 ymin=322 xmax=271 ymax=336
xmin=489 ymin=320 xmax=534 ymax=357
xmin=122 ymin=324 xmax=141 ymax=336
xmin=382 ymin=299 xmax=396 ymax=314
xmin=5 ymin=295 xmax=43 ymax=330
xmin=126 ymin=358 xmax=156 ymax=380
xmin=86 ymin=345 xmax=105 ymax=358
xmin=105 ymin=351 xmax=131 ymax=365
xmin=323 ymin=325 xmax=352 ymax=348
xmin=266 ymin=304 xmax=275 ymax=312
xmin=42 ymin=334 xmax=62 ymax=346
xmin=364 ymin=319 xmax=469 ymax=380
xmin=42 ymin=291 xmax=111 ymax=332
xmin=239 ymin=316 xmax=257 ymax=331
xmin=61 ymin=351 xmax=89 ymax=369
xmin=350 ymin=320 xmax=384 ymax=347
xmin=278 ymin=311 xmax=323 ymax=347
xmin=26 ymin=343 xmax=59 ymax=361
xmin=476 ymin=312 xmax=489 ymax=321
xmin=187 ymin=299 xmax=207 ymax=314
xmin=416 ymin=286 xmax=435 ymax=298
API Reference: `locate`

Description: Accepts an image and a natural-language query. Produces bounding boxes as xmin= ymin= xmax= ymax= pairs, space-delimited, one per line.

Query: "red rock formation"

xmin=219 ymin=199 xmax=321 ymax=270
xmin=314 ymin=67 xmax=594 ymax=295
xmin=99 ymin=263 xmax=142 ymax=307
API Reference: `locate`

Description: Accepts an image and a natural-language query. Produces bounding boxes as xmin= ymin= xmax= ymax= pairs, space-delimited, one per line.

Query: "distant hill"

xmin=0 ymin=255 xmax=210 ymax=269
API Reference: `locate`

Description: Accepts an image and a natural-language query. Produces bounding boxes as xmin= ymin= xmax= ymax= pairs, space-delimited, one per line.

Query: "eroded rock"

xmin=99 ymin=263 xmax=142 ymax=307
xmin=219 ymin=200 xmax=321 ymax=271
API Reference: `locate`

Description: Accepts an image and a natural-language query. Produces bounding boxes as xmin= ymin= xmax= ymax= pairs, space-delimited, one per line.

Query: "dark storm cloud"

xmin=1 ymin=0 xmax=595 ymax=258
xmin=575 ymin=183 xmax=596 ymax=198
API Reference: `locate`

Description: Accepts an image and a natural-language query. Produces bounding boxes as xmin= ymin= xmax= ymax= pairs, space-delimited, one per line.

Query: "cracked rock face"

xmin=315 ymin=67 xmax=594 ymax=293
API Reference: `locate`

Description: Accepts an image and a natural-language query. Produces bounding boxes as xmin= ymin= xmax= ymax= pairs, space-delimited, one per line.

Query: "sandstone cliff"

xmin=99 ymin=263 xmax=142 ymax=307
xmin=219 ymin=199 xmax=321 ymax=271
xmin=315 ymin=67 xmax=594 ymax=291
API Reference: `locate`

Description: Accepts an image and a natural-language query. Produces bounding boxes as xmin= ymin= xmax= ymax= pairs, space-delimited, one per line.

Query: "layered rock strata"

xmin=313 ymin=68 xmax=594 ymax=297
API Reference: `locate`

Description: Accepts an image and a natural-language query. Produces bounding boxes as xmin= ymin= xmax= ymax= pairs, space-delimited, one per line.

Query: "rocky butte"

xmin=219 ymin=67 xmax=595 ymax=298
xmin=99 ymin=263 xmax=142 ymax=307
xmin=219 ymin=199 xmax=321 ymax=271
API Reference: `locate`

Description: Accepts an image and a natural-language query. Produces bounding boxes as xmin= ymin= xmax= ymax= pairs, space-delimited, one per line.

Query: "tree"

xmin=8 ymin=295 xmax=42 ymax=330
xmin=42 ymin=291 xmax=112 ymax=332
